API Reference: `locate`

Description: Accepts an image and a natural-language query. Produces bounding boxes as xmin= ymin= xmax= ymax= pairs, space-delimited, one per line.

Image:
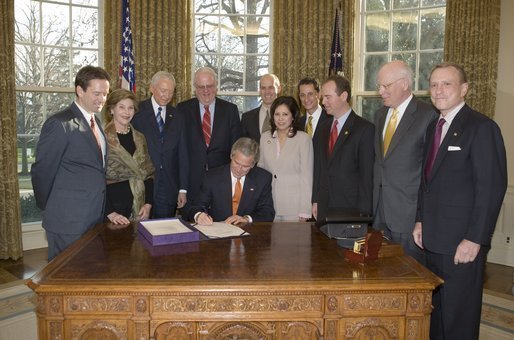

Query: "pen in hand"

xmin=197 ymin=212 xmax=214 ymax=225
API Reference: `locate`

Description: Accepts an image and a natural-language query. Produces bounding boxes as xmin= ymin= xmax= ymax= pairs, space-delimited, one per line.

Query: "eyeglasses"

xmin=194 ymin=84 xmax=216 ymax=90
xmin=376 ymin=77 xmax=404 ymax=91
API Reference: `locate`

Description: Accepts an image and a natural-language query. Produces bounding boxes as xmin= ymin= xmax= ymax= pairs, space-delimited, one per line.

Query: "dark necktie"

xmin=203 ymin=105 xmax=211 ymax=146
xmin=261 ymin=109 xmax=271 ymax=133
xmin=424 ymin=118 xmax=446 ymax=180
xmin=328 ymin=119 xmax=339 ymax=155
xmin=156 ymin=106 xmax=164 ymax=140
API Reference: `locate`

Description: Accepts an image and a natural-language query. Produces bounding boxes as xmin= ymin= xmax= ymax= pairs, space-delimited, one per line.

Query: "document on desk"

xmin=194 ymin=222 xmax=249 ymax=239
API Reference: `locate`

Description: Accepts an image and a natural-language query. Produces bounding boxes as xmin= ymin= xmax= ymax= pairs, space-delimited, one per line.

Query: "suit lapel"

xmin=384 ymin=99 xmax=417 ymax=158
xmin=211 ymin=99 xmax=224 ymax=146
xmin=376 ymin=108 xmax=388 ymax=157
xmin=71 ymin=103 xmax=104 ymax=165
xmin=329 ymin=111 xmax=355 ymax=163
xmin=237 ymin=169 xmax=256 ymax=215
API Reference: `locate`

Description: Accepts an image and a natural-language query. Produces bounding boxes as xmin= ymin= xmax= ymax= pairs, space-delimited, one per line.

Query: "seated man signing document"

xmin=188 ymin=137 xmax=275 ymax=225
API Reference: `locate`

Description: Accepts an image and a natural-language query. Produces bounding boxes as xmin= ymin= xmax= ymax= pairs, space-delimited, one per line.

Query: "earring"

xmin=287 ymin=126 xmax=294 ymax=137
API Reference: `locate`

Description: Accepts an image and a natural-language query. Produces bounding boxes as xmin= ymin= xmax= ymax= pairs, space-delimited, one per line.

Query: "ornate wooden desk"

xmin=27 ymin=222 xmax=442 ymax=339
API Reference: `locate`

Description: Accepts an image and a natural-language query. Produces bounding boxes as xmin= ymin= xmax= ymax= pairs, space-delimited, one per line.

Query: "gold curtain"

xmin=444 ymin=0 xmax=501 ymax=117
xmin=104 ymin=0 xmax=192 ymax=104
xmin=0 ymin=0 xmax=23 ymax=260
xmin=272 ymin=0 xmax=354 ymax=96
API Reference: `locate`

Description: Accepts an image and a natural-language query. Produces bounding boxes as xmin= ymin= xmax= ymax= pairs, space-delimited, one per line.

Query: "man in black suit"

xmin=312 ymin=75 xmax=375 ymax=222
xmin=413 ymin=62 xmax=507 ymax=340
xmin=31 ymin=66 xmax=110 ymax=260
xmin=372 ymin=61 xmax=437 ymax=264
xmin=177 ymin=67 xmax=242 ymax=205
xmin=131 ymin=71 xmax=189 ymax=218
xmin=241 ymin=73 xmax=281 ymax=142
xmin=296 ymin=77 xmax=329 ymax=146
xmin=189 ymin=137 xmax=275 ymax=225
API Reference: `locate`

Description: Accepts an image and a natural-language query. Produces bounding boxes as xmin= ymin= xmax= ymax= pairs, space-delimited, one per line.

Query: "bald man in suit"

xmin=373 ymin=60 xmax=437 ymax=264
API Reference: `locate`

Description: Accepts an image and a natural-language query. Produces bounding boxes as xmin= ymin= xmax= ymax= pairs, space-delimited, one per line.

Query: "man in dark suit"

xmin=177 ymin=67 xmax=242 ymax=205
xmin=131 ymin=71 xmax=189 ymax=218
xmin=296 ymin=77 xmax=330 ymax=146
xmin=189 ymin=137 xmax=275 ymax=225
xmin=241 ymin=74 xmax=281 ymax=142
xmin=312 ymin=75 xmax=375 ymax=222
xmin=31 ymin=65 xmax=110 ymax=261
xmin=413 ymin=62 xmax=507 ymax=340
xmin=372 ymin=61 xmax=437 ymax=264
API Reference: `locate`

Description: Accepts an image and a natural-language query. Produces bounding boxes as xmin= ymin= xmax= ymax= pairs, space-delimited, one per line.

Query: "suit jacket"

xmin=241 ymin=106 xmax=261 ymax=142
xmin=417 ymin=104 xmax=507 ymax=255
xmin=177 ymin=97 xmax=242 ymax=201
xmin=31 ymin=102 xmax=106 ymax=235
xmin=373 ymin=96 xmax=437 ymax=233
xmin=131 ymin=99 xmax=189 ymax=204
xmin=296 ymin=108 xmax=330 ymax=147
xmin=312 ymin=111 xmax=375 ymax=222
xmin=258 ymin=130 xmax=313 ymax=219
xmin=188 ymin=164 xmax=275 ymax=222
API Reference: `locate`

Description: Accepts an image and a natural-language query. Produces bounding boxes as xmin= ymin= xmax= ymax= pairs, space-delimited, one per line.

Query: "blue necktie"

xmin=156 ymin=106 xmax=164 ymax=140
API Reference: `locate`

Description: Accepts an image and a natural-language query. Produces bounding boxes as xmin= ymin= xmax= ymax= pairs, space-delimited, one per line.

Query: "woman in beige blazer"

xmin=258 ymin=96 xmax=314 ymax=221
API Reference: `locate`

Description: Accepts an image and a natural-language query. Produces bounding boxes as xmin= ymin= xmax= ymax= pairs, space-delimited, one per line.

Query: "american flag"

xmin=119 ymin=0 xmax=136 ymax=93
xmin=329 ymin=7 xmax=344 ymax=76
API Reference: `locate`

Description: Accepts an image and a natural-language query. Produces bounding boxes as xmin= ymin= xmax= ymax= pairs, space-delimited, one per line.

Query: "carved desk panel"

xmin=27 ymin=222 xmax=441 ymax=339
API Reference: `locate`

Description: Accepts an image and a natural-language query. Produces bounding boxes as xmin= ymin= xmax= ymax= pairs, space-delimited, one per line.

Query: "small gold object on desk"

xmin=344 ymin=230 xmax=384 ymax=264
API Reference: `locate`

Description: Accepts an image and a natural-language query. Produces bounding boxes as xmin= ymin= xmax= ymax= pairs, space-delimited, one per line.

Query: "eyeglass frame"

xmin=375 ymin=77 xmax=405 ymax=91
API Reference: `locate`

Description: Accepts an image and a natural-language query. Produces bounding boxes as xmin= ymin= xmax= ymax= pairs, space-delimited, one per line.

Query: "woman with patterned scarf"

xmin=102 ymin=89 xmax=155 ymax=225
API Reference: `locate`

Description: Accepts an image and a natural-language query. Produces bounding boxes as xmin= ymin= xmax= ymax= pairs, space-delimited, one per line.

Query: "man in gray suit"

xmin=372 ymin=60 xmax=437 ymax=264
xmin=32 ymin=65 xmax=110 ymax=261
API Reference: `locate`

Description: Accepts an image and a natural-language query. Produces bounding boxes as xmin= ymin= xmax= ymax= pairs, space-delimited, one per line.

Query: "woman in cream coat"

xmin=258 ymin=96 xmax=314 ymax=221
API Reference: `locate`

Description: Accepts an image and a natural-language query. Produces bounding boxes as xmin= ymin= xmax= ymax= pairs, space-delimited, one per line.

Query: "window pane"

xmin=221 ymin=0 xmax=244 ymax=14
xmin=419 ymin=51 xmax=443 ymax=90
xmin=72 ymin=0 xmax=98 ymax=5
xmin=422 ymin=0 xmax=446 ymax=6
xmin=15 ymin=44 xmax=42 ymax=86
xmin=364 ymin=54 xmax=387 ymax=91
xmin=392 ymin=52 xmax=416 ymax=73
xmin=196 ymin=0 xmax=219 ymax=13
xmin=220 ymin=55 xmax=244 ymax=92
xmin=247 ymin=0 xmax=270 ymax=15
xmin=244 ymin=55 xmax=268 ymax=91
xmin=15 ymin=0 xmax=41 ymax=44
xmin=72 ymin=6 xmax=98 ymax=48
xmin=73 ymin=50 xmax=99 ymax=74
xmin=220 ymin=16 xmax=244 ymax=53
xmin=393 ymin=0 xmax=419 ymax=9
xmin=44 ymin=47 xmax=71 ymax=87
xmin=366 ymin=13 xmax=389 ymax=52
xmin=194 ymin=54 xmax=218 ymax=72
xmin=420 ymin=8 xmax=445 ymax=50
xmin=247 ymin=16 xmax=269 ymax=53
xmin=361 ymin=96 xmax=383 ymax=122
xmin=195 ymin=15 xmax=218 ymax=53
xmin=42 ymin=2 xmax=70 ymax=46
xmin=392 ymin=11 xmax=417 ymax=51
xmin=366 ymin=0 xmax=390 ymax=11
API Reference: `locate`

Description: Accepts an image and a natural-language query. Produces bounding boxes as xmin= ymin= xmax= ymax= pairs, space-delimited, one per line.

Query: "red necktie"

xmin=424 ymin=118 xmax=446 ymax=180
xmin=90 ymin=115 xmax=103 ymax=155
xmin=203 ymin=105 xmax=211 ymax=146
xmin=328 ymin=120 xmax=339 ymax=155
xmin=232 ymin=178 xmax=242 ymax=215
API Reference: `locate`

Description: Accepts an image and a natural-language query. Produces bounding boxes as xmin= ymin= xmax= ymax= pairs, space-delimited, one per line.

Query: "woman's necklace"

xmin=116 ymin=125 xmax=131 ymax=135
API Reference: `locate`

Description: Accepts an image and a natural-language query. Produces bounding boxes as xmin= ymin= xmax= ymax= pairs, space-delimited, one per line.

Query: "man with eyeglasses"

xmin=131 ymin=71 xmax=189 ymax=219
xmin=372 ymin=60 xmax=437 ymax=264
xmin=178 ymin=67 xmax=242 ymax=207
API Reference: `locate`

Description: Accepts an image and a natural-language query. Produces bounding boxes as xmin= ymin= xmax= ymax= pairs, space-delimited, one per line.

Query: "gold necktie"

xmin=383 ymin=108 xmax=398 ymax=155
xmin=261 ymin=109 xmax=271 ymax=133
xmin=306 ymin=115 xmax=313 ymax=137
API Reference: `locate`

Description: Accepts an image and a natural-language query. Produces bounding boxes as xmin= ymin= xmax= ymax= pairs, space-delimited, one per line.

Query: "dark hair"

xmin=74 ymin=65 xmax=110 ymax=96
xmin=102 ymin=89 xmax=138 ymax=124
xmin=297 ymin=77 xmax=320 ymax=93
xmin=430 ymin=62 xmax=468 ymax=84
xmin=231 ymin=137 xmax=260 ymax=165
xmin=269 ymin=96 xmax=300 ymax=138
xmin=323 ymin=74 xmax=351 ymax=102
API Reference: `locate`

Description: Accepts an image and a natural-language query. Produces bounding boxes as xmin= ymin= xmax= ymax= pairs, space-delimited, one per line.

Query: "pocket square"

xmin=448 ymin=146 xmax=461 ymax=151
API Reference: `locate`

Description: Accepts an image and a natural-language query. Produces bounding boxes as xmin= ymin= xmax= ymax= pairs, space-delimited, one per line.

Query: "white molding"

xmin=21 ymin=223 xmax=47 ymax=251
xmin=488 ymin=186 xmax=514 ymax=267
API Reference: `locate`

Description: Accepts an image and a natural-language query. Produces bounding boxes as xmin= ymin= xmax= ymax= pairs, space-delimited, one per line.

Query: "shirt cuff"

xmin=243 ymin=215 xmax=253 ymax=223
xmin=179 ymin=189 xmax=187 ymax=193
